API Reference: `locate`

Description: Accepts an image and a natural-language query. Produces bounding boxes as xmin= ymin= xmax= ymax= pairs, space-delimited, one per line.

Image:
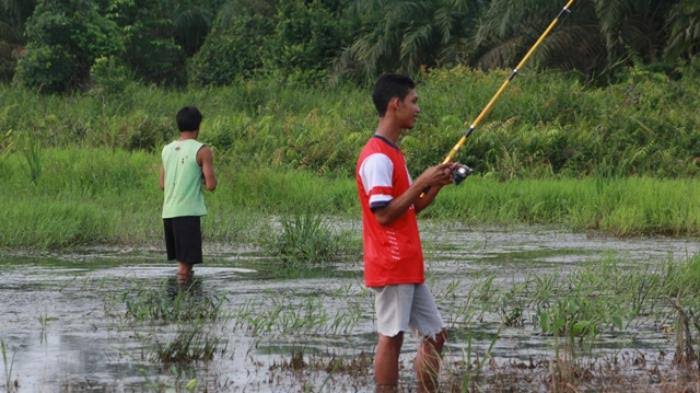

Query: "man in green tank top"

xmin=160 ymin=106 xmax=217 ymax=283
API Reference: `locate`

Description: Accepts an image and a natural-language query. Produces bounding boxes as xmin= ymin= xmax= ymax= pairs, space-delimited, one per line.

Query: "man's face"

xmin=395 ymin=89 xmax=420 ymax=129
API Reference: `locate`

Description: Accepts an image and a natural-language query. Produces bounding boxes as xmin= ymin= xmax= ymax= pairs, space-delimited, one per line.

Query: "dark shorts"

xmin=163 ymin=216 xmax=203 ymax=265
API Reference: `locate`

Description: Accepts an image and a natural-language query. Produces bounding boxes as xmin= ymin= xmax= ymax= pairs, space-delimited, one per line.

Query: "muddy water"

xmin=1 ymin=225 xmax=698 ymax=392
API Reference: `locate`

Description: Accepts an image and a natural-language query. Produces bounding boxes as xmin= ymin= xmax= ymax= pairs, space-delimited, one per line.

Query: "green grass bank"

xmin=1 ymin=149 xmax=697 ymax=249
xmin=1 ymin=65 xmax=699 ymax=178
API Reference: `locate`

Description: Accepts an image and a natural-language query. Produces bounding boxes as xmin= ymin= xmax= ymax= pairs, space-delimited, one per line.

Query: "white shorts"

xmin=372 ymin=283 xmax=445 ymax=339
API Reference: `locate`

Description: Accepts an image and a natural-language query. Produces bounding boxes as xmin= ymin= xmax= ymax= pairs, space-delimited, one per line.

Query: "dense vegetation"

xmin=0 ymin=0 xmax=698 ymax=248
xmin=1 ymin=0 xmax=698 ymax=91
xmin=1 ymin=64 xmax=698 ymax=178
xmin=0 ymin=66 xmax=698 ymax=248
xmin=1 ymin=148 xmax=698 ymax=249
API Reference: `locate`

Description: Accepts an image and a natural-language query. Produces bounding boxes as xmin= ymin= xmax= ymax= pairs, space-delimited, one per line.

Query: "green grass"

xmin=1 ymin=65 xmax=698 ymax=178
xmin=0 ymin=148 xmax=697 ymax=249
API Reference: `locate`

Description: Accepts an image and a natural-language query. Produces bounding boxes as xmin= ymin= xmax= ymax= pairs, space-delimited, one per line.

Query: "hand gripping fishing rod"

xmin=449 ymin=0 xmax=576 ymax=184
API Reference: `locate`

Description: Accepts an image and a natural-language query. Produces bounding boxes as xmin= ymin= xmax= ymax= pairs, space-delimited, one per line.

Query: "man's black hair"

xmin=176 ymin=106 xmax=203 ymax=132
xmin=372 ymin=74 xmax=416 ymax=117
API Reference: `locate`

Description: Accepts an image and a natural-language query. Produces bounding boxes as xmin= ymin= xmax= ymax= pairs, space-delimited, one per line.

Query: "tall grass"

xmin=0 ymin=148 xmax=697 ymax=249
xmin=1 ymin=65 xmax=698 ymax=177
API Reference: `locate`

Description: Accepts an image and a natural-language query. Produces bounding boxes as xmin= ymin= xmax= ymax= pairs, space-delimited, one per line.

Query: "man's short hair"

xmin=372 ymin=74 xmax=416 ymax=117
xmin=176 ymin=106 xmax=203 ymax=132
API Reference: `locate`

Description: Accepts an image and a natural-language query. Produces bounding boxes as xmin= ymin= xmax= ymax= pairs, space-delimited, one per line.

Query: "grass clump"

xmin=109 ymin=279 xmax=228 ymax=365
xmin=264 ymin=213 xmax=345 ymax=269
xmin=152 ymin=323 xmax=223 ymax=364
xmin=121 ymin=279 xmax=225 ymax=323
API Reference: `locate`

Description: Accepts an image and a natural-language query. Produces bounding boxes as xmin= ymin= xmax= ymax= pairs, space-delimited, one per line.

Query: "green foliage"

xmin=263 ymin=0 xmax=349 ymax=82
xmin=3 ymin=0 xmax=700 ymax=87
xmin=187 ymin=8 xmax=273 ymax=85
xmin=0 ymin=148 xmax=698 ymax=249
xmin=190 ymin=0 xmax=349 ymax=85
xmin=18 ymin=132 xmax=41 ymax=184
xmin=14 ymin=0 xmax=122 ymax=92
xmin=0 ymin=0 xmax=37 ymax=81
xmin=122 ymin=280 xmax=225 ymax=322
xmin=13 ymin=45 xmax=76 ymax=92
xmin=337 ymin=0 xmax=484 ymax=80
xmin=89 ymin=55 xmax=134 ymax=95
xmin=2 ymin=66 xmax=699 ymax=176
xmin=665 ymin=0 xmax=700 ymax=59
xmin=114 ymin=279 xmax=227 ymax=365
xmin=265 ymin=213 xmax=341 ymax=269
xmin=106 ymin=0 xmax=185 ymax=85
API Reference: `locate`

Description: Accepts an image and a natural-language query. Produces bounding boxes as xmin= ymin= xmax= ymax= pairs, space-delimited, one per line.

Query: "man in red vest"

xmin=356 ymin=74 xmax=460 ymax=392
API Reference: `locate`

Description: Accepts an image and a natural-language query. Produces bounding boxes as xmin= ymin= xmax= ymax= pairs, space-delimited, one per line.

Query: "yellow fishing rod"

xmin=451 ymin=0 xmax=576 ymax=183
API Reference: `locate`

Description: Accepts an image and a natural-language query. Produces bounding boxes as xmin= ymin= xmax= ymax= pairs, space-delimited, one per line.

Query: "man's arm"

xmin=197 ymin=146 xmax=217 ymax=191
xmin=413 ymin=185 xmax=444 ymax=214
xmin=159 ymin=166 xmax=165 ymax=190
xmin=373 ymin=163 xmax=453 ymax=225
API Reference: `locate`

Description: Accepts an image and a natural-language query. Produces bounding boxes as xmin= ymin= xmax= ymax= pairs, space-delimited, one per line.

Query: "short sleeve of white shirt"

xmin=359 ymin=153 xmax=394 ymax=210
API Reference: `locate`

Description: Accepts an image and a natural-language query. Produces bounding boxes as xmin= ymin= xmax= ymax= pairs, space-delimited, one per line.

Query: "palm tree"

xmin=665 ymin=0 xmax=700 ymax=59
xmin=335 ymin=0 xmax=487 ymax=80
xmin=472 ymin=0 xmax=682 ymax=78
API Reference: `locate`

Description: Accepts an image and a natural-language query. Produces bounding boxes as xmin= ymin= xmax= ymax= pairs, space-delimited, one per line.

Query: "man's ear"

xmin=387 ymin=97 xmax=400 ymax=112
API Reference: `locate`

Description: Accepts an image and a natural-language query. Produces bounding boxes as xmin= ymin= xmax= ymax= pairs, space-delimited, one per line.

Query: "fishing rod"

xmin=450 ymin=0 xmax=576 ymax=183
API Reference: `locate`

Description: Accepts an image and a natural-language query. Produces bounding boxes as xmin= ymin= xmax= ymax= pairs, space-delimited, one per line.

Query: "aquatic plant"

xmin=1 ymin=340 xmax=16 ymax=393
xmin=234 ymin=291 xmax=364 ymax=336
xmin=152 ymin=323 xmax=223 ymax=364
xmin=37 ymin=313 xmax=57 ymax=344
xmin=264 ymin=213 xmax=341 ymax=269
xmin=122 ymin=280 xmax=225 ymax=323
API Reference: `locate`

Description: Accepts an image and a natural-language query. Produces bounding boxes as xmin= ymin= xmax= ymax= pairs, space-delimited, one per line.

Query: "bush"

xmin=261 ymin=0 xmax=350 ymax=82
xmin=265 ymin=213 xmax=341 ymax=269
xmin=89 ymin=56 xmax=134 ymax=95
xmin=106 ymin=0 xmax=186 ymax=85
xmin=14 ymin=45 xmax=77 ymax=92
xmin=188 ymin=11 xmax=273 ymax=86
xmin=14 ymin=0 xmax=121 ymax=93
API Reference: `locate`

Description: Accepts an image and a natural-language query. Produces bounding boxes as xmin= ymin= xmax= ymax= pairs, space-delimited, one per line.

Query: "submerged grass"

xmin=262 ymin=213 xmax=346 ymax=270
xmin=121 ymin=279 xmax=225 ymax=323
xmin=108 ymin=279 xmax=229 ymax=365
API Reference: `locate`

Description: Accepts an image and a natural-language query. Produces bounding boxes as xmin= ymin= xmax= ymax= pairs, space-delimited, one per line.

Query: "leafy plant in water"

xmin=266 ymin=213 xmax=340 ymax=269
xmin=123 ymin=280 xmax=225 ymax=323
xmin=153 ymin=323 xmax=222 ymax=364
xmin=1 ymin=339 xmax=16 ymax=393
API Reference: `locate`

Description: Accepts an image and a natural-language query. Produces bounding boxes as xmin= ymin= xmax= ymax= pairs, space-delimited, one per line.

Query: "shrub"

xmin=14 ymin=0 xmax=121 ymax=93
xmin=106 ymin=0 xmax=186 ymax=85
xmin=265 ymin=213 xmax=340 ymax=269
xmin=188 ymin=11 xmax=273 ymax=86
xmin=89 ymin=56 xmax=134 ymax=95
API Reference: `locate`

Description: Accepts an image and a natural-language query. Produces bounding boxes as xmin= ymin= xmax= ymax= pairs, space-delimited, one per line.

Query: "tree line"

xmin=0 ymin=0 xmax=698 ymax=93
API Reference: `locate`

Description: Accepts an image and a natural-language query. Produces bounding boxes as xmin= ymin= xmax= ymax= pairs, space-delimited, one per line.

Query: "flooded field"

xmin=1 ymin=224 xmax=699 ymax=392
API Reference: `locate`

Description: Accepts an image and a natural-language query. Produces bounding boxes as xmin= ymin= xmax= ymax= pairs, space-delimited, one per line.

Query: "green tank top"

xmin=162 ymin=139 xmax=208 ymax=219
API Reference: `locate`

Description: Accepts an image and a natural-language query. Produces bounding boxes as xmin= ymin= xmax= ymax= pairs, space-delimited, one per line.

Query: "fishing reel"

xmin=452 ymin=164 xmax=473 ymax=185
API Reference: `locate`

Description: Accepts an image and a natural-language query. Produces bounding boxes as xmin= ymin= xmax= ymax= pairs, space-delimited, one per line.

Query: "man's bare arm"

xmin=197 ymin=146 xmax=217 ymax=191
xmin=159 ymin=166 xmax=165 ymax=190
xmin=373 ymin=163 xmax=453 ymax=225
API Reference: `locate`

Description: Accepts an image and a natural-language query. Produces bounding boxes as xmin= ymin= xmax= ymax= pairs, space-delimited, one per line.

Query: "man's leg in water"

xmin=415 ymin=329 xmax=447 ymax=393
xmin=177 ymin=261 xmax=193 ymax=284
xmin=375 ymin=332 xmax=404 ymax=392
